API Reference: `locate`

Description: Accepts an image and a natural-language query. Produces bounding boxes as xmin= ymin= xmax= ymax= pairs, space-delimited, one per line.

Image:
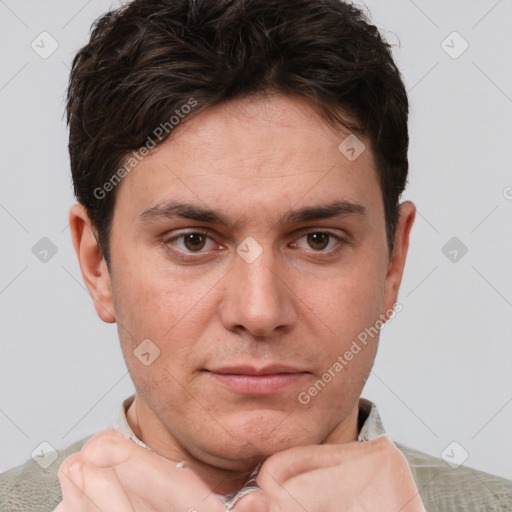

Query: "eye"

xmin=306 ymin=232 xmax=330 ymax=251
xmin=163 ymin=231 xmax=217 ymax=253
xmin=181 ymin=232 xmax=208 ymax=252
xmin=291 ymin=231 xmax=343 ymax=252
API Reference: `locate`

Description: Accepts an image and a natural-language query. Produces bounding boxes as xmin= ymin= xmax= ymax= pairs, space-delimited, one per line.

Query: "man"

xmin=1 ymin=0 xmax=511 ymax=511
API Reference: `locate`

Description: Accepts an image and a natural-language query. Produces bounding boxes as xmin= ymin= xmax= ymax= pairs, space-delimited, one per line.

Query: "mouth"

xmin=205 ymin=365 xmax=310 ymax=396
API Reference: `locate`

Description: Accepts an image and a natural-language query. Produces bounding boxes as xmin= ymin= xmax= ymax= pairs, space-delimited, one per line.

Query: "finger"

xmin=260 ymin=438 xmax=425 ymax=512
xmin=257 ymin=436 xmax=392 ymax=492
xmin=79 ymin=429 xmax=225 ymax=512
xmin=115 ymin=454 xmax=226 ymax=512
xmin=267 ymin=466 xmax=344 ymax=512
xmin=57 ymin=456 xmax=89 ymax=512
xmin=79 ymin=459 xmax=136 ymax=512
xmin=79 ymin=429 xmax=134 ymax=467
xmin=256 ymin=443 xmax=343 ymax=492
xmin=282 ymin=463 xmax=425 ymax=512
xmin=231 ymin=491 xmax=270 ymax=512
xmin=58 ymin=451 xmax=135 ymax=512
xmin=233 ymin=485 xmax=310 ymax=512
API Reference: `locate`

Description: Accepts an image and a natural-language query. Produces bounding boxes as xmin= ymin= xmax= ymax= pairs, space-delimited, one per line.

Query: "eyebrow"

xmin=139 ymin=199 xmax=366 ymax=228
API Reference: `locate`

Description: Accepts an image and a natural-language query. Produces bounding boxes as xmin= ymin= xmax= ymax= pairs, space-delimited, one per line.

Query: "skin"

xmin=56 ymin=430 xmax=425 ymax=512
xmin=64 ymin=93 xmax=417 ymax=508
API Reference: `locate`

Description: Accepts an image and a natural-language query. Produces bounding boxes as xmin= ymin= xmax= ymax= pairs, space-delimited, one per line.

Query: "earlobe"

xmin=69 ymin=203 xmax=116 ymax=323
xmin=382 ymin=201 xmax=416 ymax=318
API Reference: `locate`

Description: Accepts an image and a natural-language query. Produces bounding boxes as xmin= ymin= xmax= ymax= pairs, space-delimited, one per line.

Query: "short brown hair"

xmin=67 ymin=0 xmax=409 ymax=266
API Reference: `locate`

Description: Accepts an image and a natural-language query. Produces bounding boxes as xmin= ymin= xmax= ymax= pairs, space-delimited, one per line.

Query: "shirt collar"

xmin=357 ymin=397 xmax=386 ymax=441
xmin=113 ymin=395 xmax=148 ymax=449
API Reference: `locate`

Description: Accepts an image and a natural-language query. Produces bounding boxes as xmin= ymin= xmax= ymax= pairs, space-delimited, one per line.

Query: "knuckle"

xmin=371 ymin=434 xmax=395 ymax=452
xmin=81 ymin=428 xmax=130 ymax=460
xmin=234 ymin=493 xmax=269 ymax=512
xmin=370 ymin=435 xmax=410 ymax=470
xmin=58 ymin=452 xmax=83 ymax=476
xmin=83 ymin=428 xmax=125 ymax=450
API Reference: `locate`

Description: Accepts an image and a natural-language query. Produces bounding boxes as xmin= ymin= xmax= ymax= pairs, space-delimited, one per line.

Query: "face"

xmin=72 ymin=94 xmax=413 ymax=475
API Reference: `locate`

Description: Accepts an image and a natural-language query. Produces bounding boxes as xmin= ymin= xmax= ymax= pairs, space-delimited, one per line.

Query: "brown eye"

xmin=307 ymin=232 xmax=330 ymax=250
xmin=162 ymin=230 xmax=223 ymax=261
xmin=183 ymin=233 xmax=206 ymax=251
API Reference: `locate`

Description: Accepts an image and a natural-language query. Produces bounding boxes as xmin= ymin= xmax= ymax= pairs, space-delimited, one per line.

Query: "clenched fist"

xmin=233 ymin=436 xmax=426 ymax=512
xmin=56 ymin=430 xmax=425 ymax=512
xmin=55 ymin=429 xmax=226 ymax=512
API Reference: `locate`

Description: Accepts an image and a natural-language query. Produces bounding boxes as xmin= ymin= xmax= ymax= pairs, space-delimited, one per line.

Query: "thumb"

xmin=232 ymin=491 xmax=271 ymax=512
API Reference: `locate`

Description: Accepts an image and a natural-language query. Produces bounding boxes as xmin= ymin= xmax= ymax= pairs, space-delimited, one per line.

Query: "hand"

xmin=233 ymin=435 xmax=426 ymax=512
xmin=55 ymin=428 xmax=227 ymax=512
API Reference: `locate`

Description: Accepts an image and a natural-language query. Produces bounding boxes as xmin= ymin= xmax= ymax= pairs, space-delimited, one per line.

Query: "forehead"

xmin=114 ymin=94 xmax=382 ymax=226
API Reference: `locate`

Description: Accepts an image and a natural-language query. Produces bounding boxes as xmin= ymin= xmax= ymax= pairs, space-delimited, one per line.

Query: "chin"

xmin=204 ymin=412 xmax=317 ymax=463
xmin=201 ymin=439 xmax=288 ymax=472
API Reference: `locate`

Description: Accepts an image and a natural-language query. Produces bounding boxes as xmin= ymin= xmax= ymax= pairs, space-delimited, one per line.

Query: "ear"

xmin=69 ymin=203 xmax=116 ymax=323
xmin=382 ymin=201 xmax=416 ymax=319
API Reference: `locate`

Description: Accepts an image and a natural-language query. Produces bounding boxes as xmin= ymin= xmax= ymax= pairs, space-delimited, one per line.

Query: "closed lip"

xmin=206 ymin=365 xmax=308 ymax=375
xmin=205 ymin=364 xmax=310 ymax=395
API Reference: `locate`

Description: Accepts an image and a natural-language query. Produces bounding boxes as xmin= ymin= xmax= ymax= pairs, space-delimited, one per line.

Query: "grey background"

xmin=1 ymin=0 xmax=511 ymax=480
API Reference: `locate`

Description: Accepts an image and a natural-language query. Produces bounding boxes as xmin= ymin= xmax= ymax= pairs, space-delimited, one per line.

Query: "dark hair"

xmin=67 ymin=0 xmax=408 ymax=266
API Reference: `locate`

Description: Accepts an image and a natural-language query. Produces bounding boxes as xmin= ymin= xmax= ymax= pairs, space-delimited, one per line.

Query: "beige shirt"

xmin=1 ymin=396 xmax=511 ymax=511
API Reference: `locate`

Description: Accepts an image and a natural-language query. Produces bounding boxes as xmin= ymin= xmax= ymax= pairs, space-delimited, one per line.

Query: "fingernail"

xmin=68 ymin=461 xmax=84 ymax=488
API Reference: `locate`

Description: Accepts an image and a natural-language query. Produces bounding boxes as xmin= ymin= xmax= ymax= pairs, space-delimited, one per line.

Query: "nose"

xmin=219 ymin=244 xmax=297 ymax=338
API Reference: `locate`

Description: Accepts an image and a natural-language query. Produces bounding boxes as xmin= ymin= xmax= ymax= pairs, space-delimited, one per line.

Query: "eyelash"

xmin=161 ymin=230 xmax=347 ymax=261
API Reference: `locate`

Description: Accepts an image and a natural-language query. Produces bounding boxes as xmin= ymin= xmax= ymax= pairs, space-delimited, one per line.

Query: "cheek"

xmin=298 ymin=269 xmax=384 ymax=413
xmin=109 ymin=252 xmax=229 ymax=391
xmin=306 ymin=260 xmax=386 ymax=345
xmin=110 ymin=241 xmax=207 ymax=337
xmin=110 ymin=267 xmax=206 ymax=411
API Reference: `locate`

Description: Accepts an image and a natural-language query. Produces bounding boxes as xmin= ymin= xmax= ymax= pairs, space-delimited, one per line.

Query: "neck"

xmin=126 ymin=395 xmax=361 ymax=495
xmin=126 ymin=396 xmax=257 ymax=494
